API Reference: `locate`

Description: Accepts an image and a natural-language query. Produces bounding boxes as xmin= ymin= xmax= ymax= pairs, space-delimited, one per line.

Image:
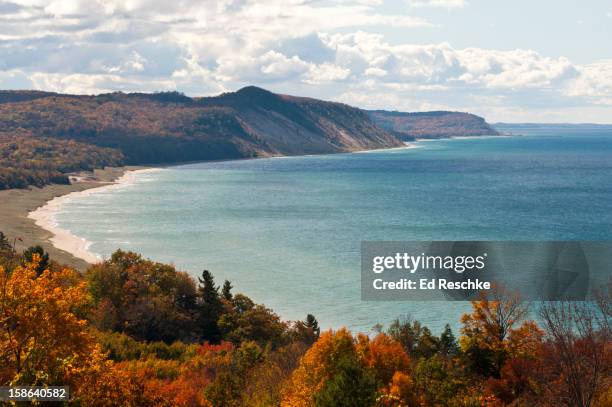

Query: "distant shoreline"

xmin=3 ymin=134 xmax=506 ymax=270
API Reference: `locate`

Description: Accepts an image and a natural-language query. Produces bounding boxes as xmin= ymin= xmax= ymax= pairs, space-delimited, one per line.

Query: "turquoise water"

xmin=55 ymin=130 xmax=612 ymax=334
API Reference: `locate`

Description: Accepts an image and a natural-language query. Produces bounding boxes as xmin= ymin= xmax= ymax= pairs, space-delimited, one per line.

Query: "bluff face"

xmin=368 ymin=110 xmax=499 ymax=140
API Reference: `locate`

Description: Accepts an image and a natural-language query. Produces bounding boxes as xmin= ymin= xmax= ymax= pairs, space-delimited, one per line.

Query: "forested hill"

xmin=368 ymin=110 xmax=500 ymax=140
xmin=0 ymin=87 xmax=403 ymax=189
xmin=0 ymin=87 xmax=501 ymax=190
xmin=0 ymin=86 xmax=402 ymax=164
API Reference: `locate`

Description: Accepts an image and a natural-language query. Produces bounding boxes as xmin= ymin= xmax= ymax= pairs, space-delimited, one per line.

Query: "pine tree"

xmin=197 ymin=270 xmax=222 ymax=342
xmin=222 ymin=280 xmax=233 ymax=301
xmin=0 ymin=232 xmax=11 ymax=252
xmin=439 ymin=323 xmax=459 ymax=357
xmin=0 ymin=232 xmax=15 ymax=264
xmin=305 ymin=314 xmax=320 ymax=341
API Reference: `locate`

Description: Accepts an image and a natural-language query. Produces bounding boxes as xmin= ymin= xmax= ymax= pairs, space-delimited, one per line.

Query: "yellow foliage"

xmin=281 ymin=328 xmax=355 ymax=407
xmin=282 ymin=329 xmax=415 ymax=407
xmin=460 ymin=288 xmax=528 ymax=353
xmin=0 ymin=255 xmax=94 ymax=385
xmin=0 ymin=256 xmax=154 ymax=405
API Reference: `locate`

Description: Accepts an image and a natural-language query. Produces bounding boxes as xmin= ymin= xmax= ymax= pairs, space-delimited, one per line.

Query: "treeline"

xmin=0 ymin=235 xmax=610 ymax=406
xmin=0 ymin=133 xmax=123 ymax=189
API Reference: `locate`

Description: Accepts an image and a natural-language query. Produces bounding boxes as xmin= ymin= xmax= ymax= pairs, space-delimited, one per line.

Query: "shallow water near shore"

xmin=51 ymin=129 xmax=612 ymax=333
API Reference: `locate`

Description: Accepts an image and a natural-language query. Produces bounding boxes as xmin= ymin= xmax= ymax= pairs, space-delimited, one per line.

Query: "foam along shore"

xmin=354 ymin=141 xmax=421 ymax=153
xmin=26 ymin=168 xmax=162 ymax=265
xmin=28 ymin=195 xmax=102 ymax=264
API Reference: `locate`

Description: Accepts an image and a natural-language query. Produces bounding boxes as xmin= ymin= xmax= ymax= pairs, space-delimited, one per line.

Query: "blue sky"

xmin=1 ymin=0 xmax=611 ymax=122
xmin=382 ymin=1 xmax=612 ymax=64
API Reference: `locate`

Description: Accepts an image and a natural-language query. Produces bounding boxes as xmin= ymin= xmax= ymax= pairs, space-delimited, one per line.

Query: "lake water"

xmin=54 ymin=129 xmax=612 ymax=334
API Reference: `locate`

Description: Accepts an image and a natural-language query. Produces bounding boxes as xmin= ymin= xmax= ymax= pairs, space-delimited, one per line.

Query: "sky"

xmin=1 ymin=0 xmax=611 ymax=123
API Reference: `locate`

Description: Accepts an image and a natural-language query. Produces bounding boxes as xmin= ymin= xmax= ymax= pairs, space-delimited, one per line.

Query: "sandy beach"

xmin=0 ymin=167 xmax=146 ymax=270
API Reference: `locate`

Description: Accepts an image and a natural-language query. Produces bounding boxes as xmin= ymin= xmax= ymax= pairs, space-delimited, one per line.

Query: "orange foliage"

xmin=282 ymin=329 xmax=414 ymax=406
xmin=0 ymin=256 xmax=163 ymax=405
xmin=357 ymin=333 xmax=410 ymax=385
xmin=378 ymin=371 xmax=419 ymax=407
xmin=2 ymin=248 xmax=609 ymax=406
xmin=0 ymin=255 xmax=95 ymax=385
xmin=507 ymin=320 xmax=544 ymax=359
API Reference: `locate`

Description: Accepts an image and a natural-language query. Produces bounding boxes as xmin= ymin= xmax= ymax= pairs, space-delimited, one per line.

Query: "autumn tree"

xmin=282 ymin=329 xmax=413 ymax=406
xmin=387 ymin=316 xmax=445 ymax=358
xmin=412 ymin=354 xmax=463 ymax=406
xmin=460 ymin=286 xmax=530 ymax=377
xmin=218 ymin=294 xmax=288 ymax=347
xmin=356 ymin=333 xmax=410 ymax=385
xmin=536 ymin=293 xmax=611 ymax=407
xmin=242 ymin=341 xmax=309 ymax=406
xmin=86 ymin=250 xmax=200 ymax=342
xmin=0 ymin=255 xmax=155 ymax=405
xmin=282 ymin=329 xmax=366 ymax=406
xmin=0 ymin=255 xmax=93 ymax=385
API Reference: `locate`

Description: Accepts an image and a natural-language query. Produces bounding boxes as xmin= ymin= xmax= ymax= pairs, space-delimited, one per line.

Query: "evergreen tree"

xmin=198 ymin=270 xmax=219 ymax=304
xmin=0 ymin=232 xmax=12 ymax=252
xmin=0 ymin=232 xmax=15 ymax=265
xmin=222 ymin=279 xmax=233 ymax=301
xmin=305 ymin=314 xmax=320 ymax=341
xmin=197 ymin=270 xmax=222 ymax=342
xmin=439 ymin=324 xmax=459 ymax=357
xmin=23 ymin=245 xmax=50 ymax=276
xmin=416 ymin=326 xmax=441 ymax=358
xmin=313 ymin=355 xmax=378 ymax=407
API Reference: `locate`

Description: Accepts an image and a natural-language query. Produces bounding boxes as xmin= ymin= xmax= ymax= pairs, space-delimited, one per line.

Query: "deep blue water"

xmin=55 ymin=130 xmax=612 ymax=333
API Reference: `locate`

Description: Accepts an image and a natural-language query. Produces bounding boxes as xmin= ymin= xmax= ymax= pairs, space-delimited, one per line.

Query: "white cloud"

xmin=259 ymin=51 xmax=311 ymax=79
xmin=0 ymin=0 xmax=610 ymax=122
xmin=323 ymin=33 xmax=578 ymax=90
xmin=564 ymin=60 xmax=612 ymax=105
xmin=407 ymin=0 xmax=467 ymax=8
xmin=365 ymin=67 xmax=388 ymax=77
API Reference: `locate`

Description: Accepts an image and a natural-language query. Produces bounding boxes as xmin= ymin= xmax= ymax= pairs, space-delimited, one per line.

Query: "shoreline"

xmin=27 ymin=168 xmax=161 ymax=266
xmin=0 ymin=166 xmax=146 ymax=270
xmin=4 ymin=134 xmax=507 ymax=270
